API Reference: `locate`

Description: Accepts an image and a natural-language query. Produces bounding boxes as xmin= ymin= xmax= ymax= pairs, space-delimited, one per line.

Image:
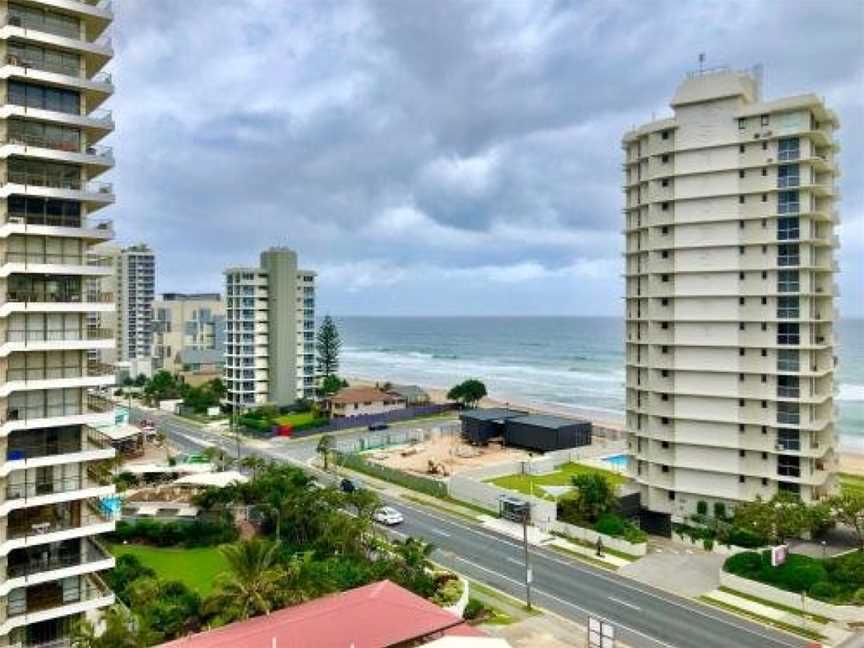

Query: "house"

xmin=157 ymin=580 xmax=488 ymax=648
xmin=327 ymin=386 xmax=406 ymax=418
xmin=387 ymin=384 xmax=431 ymax=406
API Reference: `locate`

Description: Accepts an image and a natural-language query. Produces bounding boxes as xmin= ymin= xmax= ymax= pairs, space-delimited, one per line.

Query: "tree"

xmin=202 ymin=445 xmax=232 ymax=472
xmin=732 ymin=493 xmax=812 ymax=544
xmin=447 ymin=379 xmax=487 ymax=408
xmin=316 ymin=315 xmax=342 ymax=378
xmin=569 ymin=473 xmax=618 ymax=523
xmin=830 ymin=492 xmax=864 ymax=550
xmin=134 ymin=373 xmax=148 ymax=387
xmin=239 ymin=455 xmax=268 ymax=480
xmin=317 ymin=434 xmax=335 ymax=471
xmin=71 ymin=605 xmax=158 ymax=648
xmin=205 ymin=539 xmax=286 ymax=623
xmin=320 ymin=374 xmax=344 ymax=396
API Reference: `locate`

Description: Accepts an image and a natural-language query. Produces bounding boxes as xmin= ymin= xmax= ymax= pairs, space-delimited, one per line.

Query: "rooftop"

xmin=460 ymin=408 xmax=528 ymax=422
xmin=157 ymin=580 xmax=483 ymax=648
xmin=330 ymin=386 xmax=404 ymax=405
xmin=508 ymin=414 xmax=589 ymax=430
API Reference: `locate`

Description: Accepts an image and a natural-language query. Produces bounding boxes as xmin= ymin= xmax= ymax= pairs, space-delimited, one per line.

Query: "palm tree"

xmin=202 ymin=445 xmax=232 ymax=472
xmin=317 ymin=434 xmax=335 ymax=471
xmin=206 ymin=539 xmax=285 ymax=623
xmin=240 ymin=455 xmax=268 ymax=480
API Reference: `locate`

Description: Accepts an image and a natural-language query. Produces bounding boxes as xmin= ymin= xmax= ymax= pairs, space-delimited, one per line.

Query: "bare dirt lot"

xmin=363 ymin=434 xmax=529 ymax=477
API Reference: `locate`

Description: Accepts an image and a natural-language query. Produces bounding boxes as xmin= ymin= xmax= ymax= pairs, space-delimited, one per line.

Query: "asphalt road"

xmin=133 ymin=407 xmax=810 ymax=648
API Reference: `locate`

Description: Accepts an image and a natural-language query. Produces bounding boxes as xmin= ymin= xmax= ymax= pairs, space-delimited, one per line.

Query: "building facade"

xmin=622 ymin=68 xmax=839 ymax=529
xmin=224 ymin=248 xmax=315 ymax=408
xmin=0 ymin=1 xmax=118 ymax=643
xmin=153 ymin=293 xmax=225 ymax=375
xmin=114 ymin=244 xmax=154 ymax=377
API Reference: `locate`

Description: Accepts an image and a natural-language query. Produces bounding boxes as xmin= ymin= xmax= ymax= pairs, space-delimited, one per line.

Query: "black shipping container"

xmin=503 ymin=414 xmax=592 ymax=452
xmin=460 ymin=408 xmax=527 ymax=444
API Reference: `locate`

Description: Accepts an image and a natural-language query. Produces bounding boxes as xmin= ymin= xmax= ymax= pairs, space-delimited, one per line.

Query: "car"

xmin=340 ymin=477 xmax=363 ymax=493
xmin=368 ymin=423 xmax=389 ymax=431
xmin=373 ymin=506 xmax=404 ymax=526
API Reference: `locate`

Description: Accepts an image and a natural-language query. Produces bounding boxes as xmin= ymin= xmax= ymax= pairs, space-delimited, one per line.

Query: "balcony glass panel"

xmin=7 ymin=3 xmax=81 ymax=40
xmin=777 ymin=137 xmax=800 ymax=162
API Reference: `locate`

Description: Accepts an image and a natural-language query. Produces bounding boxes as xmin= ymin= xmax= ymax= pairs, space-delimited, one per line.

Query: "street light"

xmin=517 ymin=501 xmax=532 ymax=611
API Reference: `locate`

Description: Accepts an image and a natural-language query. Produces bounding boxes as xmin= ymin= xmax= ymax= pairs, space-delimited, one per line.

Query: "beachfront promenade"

xmin=132 ymin=406 xmax=812 ymax=648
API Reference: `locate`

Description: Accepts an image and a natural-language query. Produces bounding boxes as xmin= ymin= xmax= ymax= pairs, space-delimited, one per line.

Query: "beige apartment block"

xmin=153 ymin=292 xmax=225 ymax=374
xmin=224 ymin=248 xmax=316 ymax=409
xmin=622 ymin=68 xmax=839 ymax=530
xmin=0 ymin=0 xmax=118 ymax=643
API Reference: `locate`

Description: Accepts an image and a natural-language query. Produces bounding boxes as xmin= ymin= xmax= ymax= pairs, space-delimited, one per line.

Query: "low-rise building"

xmin=327 ymin=386 xmax=406 ymax=418
xmin=387 ymin=383 xmax=431 ymax=406
xmin=153 ymin=292 xmax=225 ymax=374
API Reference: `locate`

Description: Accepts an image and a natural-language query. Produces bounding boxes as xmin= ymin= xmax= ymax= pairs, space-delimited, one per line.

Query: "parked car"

xmin=368 ymin=423 xmax=389 ymax=431
xmin=373 ymin=506 xmax=404 ymax=526
xmin=340 ymin=477 xmax=364 ymax=493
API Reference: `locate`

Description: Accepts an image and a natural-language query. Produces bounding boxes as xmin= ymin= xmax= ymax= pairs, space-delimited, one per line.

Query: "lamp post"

xmin=520 ymin=502 xmax=532 ymax=611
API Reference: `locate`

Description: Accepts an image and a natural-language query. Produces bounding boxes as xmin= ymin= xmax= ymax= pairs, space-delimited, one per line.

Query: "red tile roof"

xmin=329 ymin=386 xmax=403 ymax=405
xmin=159 ymin=580 xmax=482 ymax=648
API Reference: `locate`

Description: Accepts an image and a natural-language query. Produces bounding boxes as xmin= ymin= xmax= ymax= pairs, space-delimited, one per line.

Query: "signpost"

xmin=588 ymin=616 xmax=615 ymax=648
xmin=771 ymin=544 xmax=789 ymax=567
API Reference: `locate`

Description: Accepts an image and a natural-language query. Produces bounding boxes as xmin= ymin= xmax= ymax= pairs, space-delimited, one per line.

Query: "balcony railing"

xmin=6 ymin=502 xmax=111 ymax=541
xmin=778 ymin=149 xmax=800 ymax=162
xmin=2 ymin=396 xmax=113 ymax=424
xmin=5 ymin=290 xmax=113 ymax=304
xmin=6 ymin=476 xmax=86 ymax=501
xmin=5 ymin=426 xmax=110 ymax=462
xmin=778 ymin=202 xmax=800 ymax=215
xmin=7 ymin=540 xmax=110 ymax=579
xmin=3 ymin=134 xmax=113 ymax=159
xmin=2 ymin=172 xmax=113 ymax=195
xmin=6 ymin=573 xmax=111 ymax=618
xmin=4 ymin=327 xmax=113 ymax=344
xmin=777 ymin=176 xmax=800 ymax=188
xmin=777 ymin=386 xmax=800 ymax=398
xmin=777 ymin=465 xmax=801 ymax=478
xmin=3 ymin=14 xmax=80 ymax=40
xmin=1 ymin=252 xmax=112 ymax=267
xmin=5 ymin=54 xmax=80 ymax=78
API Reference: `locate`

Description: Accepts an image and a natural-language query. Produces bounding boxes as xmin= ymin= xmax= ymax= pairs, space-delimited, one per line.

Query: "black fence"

xmin=291 ymin=403 xmax=457 ymax=438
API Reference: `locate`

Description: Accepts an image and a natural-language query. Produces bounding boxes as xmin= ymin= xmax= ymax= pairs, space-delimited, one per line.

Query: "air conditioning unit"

xmin=753 ymin=134 xmax=761 ymax=139
xmin=775 ymin=444 xmax=785 ymax=451
xmin=767 ymin=157 xmax=774 ymax=163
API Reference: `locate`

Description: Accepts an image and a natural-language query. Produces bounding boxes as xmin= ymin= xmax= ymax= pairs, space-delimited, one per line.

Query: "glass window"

xmin=778 ymin=192 xmax=800 ymax=215
xmin=778 ymin=138 xmax=800 ymax=162
xmin=777 ymin=349 xmax=799 ymax=372
xmin=777 ymin=428 xmax=800 ymax=451
xmin=777 ymin=164 xmax=800 ymax=188
xmin=777 ymin=296 xmax=799 ymax=319
xmin=777 ymin=322 xmax=800 ymax=345
xmin=7 ymin=81 xmax=79 ymax=115
xmin=777 ymin=270 xmax=799 ymax=293
xmin=777 ymin=454 xmax=801 ymax=477
xmin=777 ymin=243 xmax=799 ymax=266
xmin=777 ymin=216 xmax=800 ymax=240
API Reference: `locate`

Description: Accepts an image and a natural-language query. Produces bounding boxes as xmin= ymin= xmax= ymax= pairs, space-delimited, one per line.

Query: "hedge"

xmin=335 ymin=451 xmax=447 ymax=498
xmin=724 ymin=549 xmax=864 ymax=605
xmin=109 ymin=519 xmax=237 ymax=548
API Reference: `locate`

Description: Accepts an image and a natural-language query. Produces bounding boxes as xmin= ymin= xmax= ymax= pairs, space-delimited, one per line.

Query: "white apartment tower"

xmin=0 ymin=1 xmax=118 ymax=644
xmin=623 ymin=68 xmax=839 ymax=531
xmin=115 ymin=243 xmax=154 ymax=377
xmin=224 ymin=248 xmax=316 ymax=408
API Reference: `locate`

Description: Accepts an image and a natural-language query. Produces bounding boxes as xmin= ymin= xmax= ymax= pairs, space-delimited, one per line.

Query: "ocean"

xmin=334 ymin=316 xmax=864 ymax=452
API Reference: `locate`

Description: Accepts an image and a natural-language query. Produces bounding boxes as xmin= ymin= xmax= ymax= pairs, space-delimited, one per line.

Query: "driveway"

xmin=618 ymin=540 xmax=726 ymax=597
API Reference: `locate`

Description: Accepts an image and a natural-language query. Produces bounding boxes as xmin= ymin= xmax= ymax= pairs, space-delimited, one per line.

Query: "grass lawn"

xmin=111 ymin=544 xmax=229 ymax=596
xmin=487 ymin=462 xmax=627 ymax=501
xmin=839 ymin=472 xmax=864 ymax=497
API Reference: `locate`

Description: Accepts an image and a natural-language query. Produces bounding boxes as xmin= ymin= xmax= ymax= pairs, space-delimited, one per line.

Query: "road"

xmin=133 ymin=407 xmax=810 ymax=648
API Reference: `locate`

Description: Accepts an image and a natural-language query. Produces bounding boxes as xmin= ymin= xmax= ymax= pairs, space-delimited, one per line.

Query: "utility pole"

xmin=521 ymin=503 xmax=532 ymax=610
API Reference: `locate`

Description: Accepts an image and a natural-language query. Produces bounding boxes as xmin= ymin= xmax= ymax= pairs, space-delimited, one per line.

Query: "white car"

xmin=374 ymin=506 xmax=404 ymax=526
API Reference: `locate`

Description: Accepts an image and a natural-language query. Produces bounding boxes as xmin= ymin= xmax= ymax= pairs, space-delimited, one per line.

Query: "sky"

xmin=110 ymin=0 xmax=864 ymax=317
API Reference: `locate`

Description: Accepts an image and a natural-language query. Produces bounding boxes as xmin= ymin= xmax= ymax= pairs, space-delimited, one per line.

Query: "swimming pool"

xmin=601 ymin=454 xmax=629 ymax=469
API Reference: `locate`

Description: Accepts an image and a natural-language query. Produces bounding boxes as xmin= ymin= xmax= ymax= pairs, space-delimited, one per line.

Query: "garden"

xmin=239 ymin=403 xmax=328 ymax=434
xmin=487 ymin=462 xmax=626 ymax=501
xmin=724 ymin=549 xmax=864 ymax=606
xmin=80 ymin=462 xmax=469 ymax=647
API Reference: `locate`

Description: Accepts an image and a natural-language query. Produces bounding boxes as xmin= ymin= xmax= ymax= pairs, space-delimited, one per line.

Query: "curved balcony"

xmin=0 ymin=133 xmax=113 ymax=176
xmin=0 ymin=172 xmax=114 ymax=210
xmin=0 ymin=426 xmax=114 ymax=478
xmin=0 ymin=290 xmax=113 ymax=317
xmin=0 ymin=252 xmax=112 ymax=278
xmin=0 ymin=361 xmax=115 ymax=397
xmin=0 ymin=18 xmax=112 ymax=77
xmin=1 ymin=212 xmax=114 ymax=241
xmin=0 ymin=327 xmax=112 ymax=357
xmin=0 ymin=103 xmax=114 ymax=145
xmin=0 ymin=56 xmax=112 ymax=111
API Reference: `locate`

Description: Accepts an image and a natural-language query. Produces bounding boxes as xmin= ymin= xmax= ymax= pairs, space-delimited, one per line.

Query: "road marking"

xmin=431 ymin=529 xmax=451 ymax=537
xmin=150 ymin=417 xmax=805 ymax=648
xmin=608 ymin=596 xmax=641 ymax=611
xmin=506 ymin=557 xmax=523 ymax=566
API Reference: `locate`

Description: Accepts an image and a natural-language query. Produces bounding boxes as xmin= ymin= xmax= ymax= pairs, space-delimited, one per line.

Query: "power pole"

xmin=522 ymin=504 xmax=532 ymax=610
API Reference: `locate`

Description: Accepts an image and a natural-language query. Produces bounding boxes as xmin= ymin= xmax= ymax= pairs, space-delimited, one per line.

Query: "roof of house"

xmin=459 ymin=408 xmax=528 ymax=422
xmin=330 ymin=386 xmax=404 ymax=405
xmin=173 ymin=471 xmax=248 ymax=488
xmin=178 ymin=349 xmax=223 ymax=365
xmin=507 ymin=414 xmax=589 ymax=430
xmin=387 ymin=384 xmax=430 ymax=401
xmin=158 ymin=580 xmax=484 ymax=648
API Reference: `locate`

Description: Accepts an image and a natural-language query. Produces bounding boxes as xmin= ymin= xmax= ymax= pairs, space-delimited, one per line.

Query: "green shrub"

xmin=713 ymin=502 xmax=727 ymax=519
xmin=593 ymin=514 xmax=647 ymax=544
xmin=808 ymin=581 xmax=838 ymax=600
xmin=696 ymin=500 xmax=708 ymax=516
xmin=463 ymin=598 xmax=487 ymax=620
xmin=430 ymin=577 xmax=463 ymax=606
xmin=724 ymin=527 xmax=768 ymax=548
xmin=110 ymin=519 xmax=237 ymax=548
xmin=724 ymin=551 xmax=763 ymax=575
xmin=703 ymin=537 xmax=715 ymax=551
xmin=335 ymin=452 xmax=447 ymax=497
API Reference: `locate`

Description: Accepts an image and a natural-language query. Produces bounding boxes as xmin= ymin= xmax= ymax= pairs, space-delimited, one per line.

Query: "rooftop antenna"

xmin=698 ymin=52 xmax=706 ymax=75
xmin=753 ymin=63 xmax=764 ymax=100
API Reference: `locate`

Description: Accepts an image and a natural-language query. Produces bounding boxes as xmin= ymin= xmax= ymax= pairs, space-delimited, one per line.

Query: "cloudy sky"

xmin=110 ymin=1 xmax=863 ymax=317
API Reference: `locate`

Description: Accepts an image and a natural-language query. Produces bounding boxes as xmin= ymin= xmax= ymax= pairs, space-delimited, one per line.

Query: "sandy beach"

xmin=347 ymin=374 xmax=864 ymax=477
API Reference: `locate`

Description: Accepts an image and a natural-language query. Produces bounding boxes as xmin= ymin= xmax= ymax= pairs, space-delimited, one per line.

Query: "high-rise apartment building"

xmin=623 ymin=68 xmax=839 ymax=532
xmin=0 ymin=1 xmax=118 ymax=643
xmin=153 ymin=293 xmax=225 ymax=374
xmin=224 ymin=248 xmax=316 ymax=408
xmin=115 ymin=243 xmax=155 ymax=378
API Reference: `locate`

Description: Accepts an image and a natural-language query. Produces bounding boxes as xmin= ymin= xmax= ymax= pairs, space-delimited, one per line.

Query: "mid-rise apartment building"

xmin=224 ymin=248 xmax=315 ymax=408
xmin=153 ymin=293 xmax=225 ymax=374
xmin=114 ymin=244 xmax=154 ymax=377
xmin=622 ymin=68 xmax=839 ymax=532
xmin=0 ymin=1 xmax=118 ymax=643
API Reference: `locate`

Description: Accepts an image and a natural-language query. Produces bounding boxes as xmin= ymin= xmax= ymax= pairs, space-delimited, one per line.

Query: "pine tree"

xmin=316 ymin=315 xmax=341 ymax=377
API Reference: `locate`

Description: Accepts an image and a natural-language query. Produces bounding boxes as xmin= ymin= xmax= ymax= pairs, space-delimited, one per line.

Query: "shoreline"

xmin=345 ymin=374 xmax=864 ymax=476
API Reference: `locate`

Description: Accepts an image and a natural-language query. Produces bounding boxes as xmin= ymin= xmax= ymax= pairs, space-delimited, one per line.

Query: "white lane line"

xmin=608 ymin=596 xmax=641 ymax=611
xmin=430 ymin=529 xmax=451 ymax=537
xmin=391 ymin=500 xmax=804 ymax=648
xmin=506 ymin=557 xmax=523 ymax=566
xmin=447 ymin=556 xmax=677 ymax=648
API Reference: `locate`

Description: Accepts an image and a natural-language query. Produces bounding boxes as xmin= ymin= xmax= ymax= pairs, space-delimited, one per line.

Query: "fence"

xmin=448 ymin=471 xmax=556 ymax=522
xmin=334 ymin=451 xmax=448 ymax=498
xmin=550 ymin=520 xmax=647 ymax=557
xmin=292 ymin=403 xmax=457 ymax=438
